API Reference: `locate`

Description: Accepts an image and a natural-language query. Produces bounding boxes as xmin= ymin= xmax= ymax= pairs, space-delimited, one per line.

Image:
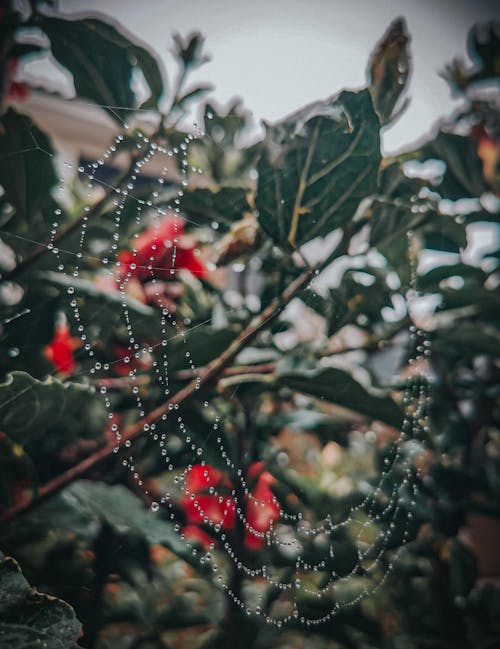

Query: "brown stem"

xmin=320 ymin=316 xmax=411 ymax=358
xmin=95 ymin=362 xmax=277 ymax=389
xmin=0 ymin=265 xmax=315 ymax=525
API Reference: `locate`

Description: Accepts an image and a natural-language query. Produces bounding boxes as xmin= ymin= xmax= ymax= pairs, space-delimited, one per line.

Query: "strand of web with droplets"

xmin=133 ymin=233 xmax=432 ymax=605
xmin=47 ymin=121 xmax=430 ymax=624
xmin=52 ymin=140 xmax=423 ymax=592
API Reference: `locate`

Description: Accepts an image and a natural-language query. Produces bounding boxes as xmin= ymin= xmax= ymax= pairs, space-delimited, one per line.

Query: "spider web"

xmin=2 ymin=109 xmax=433 ymax=628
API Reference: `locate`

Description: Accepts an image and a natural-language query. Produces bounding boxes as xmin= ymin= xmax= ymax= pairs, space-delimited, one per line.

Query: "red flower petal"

xmin=185 ymin=464 xmax=223 ymax=492
xmin=184 ymin=524 xmax=215 ymax=549
xmin=44 ymin=324 xmax=80 ymax=375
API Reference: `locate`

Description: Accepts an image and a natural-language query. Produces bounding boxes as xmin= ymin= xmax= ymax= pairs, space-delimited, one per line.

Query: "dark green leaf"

xmin=8 ymin=42 xmax=45 ymax=58
xmin=40 ymin=17 xmax=163 ymax=120
xmin=165 ymin=326 xmax=236 ymax=372
xmin=256 ymin=89 xmax=381 ymax=247
xmin=0 ymin=109 xmax=57 ymax=219
xmin=368 ymin=161 xmax=429 ymax=249
xmin=418 ymin=263 xmax=486 ymax=291
xmin=0 ymin=552 xmax=82 ymax=648
xmin=449 ymin=539 xmax=476 ymax=598
xmin=276 ymin=366 xmax=403 ymax=428
xmin=421 ymin=132 xmax=487 ymax=199
xmin=445 ymin=22 xmax=500 ymax=91
xmin=0 ymin=371 xmax=107 ymax=445
xmin=53 ymin=481 xmax=204 ymax=569
xmin=179 ymin=187 xmax=253 ymax=232
xmin=172 ymin=32 xmax=209 ymax=69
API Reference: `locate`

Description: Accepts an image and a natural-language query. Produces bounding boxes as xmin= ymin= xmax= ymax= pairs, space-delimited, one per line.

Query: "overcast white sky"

xmin=54 ymin=0 xmax=500 ymax=153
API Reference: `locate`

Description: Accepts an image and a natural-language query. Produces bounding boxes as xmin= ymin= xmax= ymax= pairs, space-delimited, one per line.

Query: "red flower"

xmin=112 ymin=344 xmax=152 ymax=376
xmin=184 ymin=524 xmax=216 ymax=548
xmin=245 ymin=463 xmax=281 ymax=550
xmin=118 ymin=215 xmax=206 ymax=282
xmin=180 ymin=463 xmax=281 ymax=551
xmin=43 ymin=322 xmax=80 ymax=375
xmin=6 ymin=59 xmax=30 ymax=101
xmin=182 ymin=464 xmax=236 ymax=531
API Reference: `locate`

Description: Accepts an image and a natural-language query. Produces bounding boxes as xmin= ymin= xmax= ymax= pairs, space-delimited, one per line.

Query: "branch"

xmin=94 ymin=362 xmax=277 ymax=389
xmin=0 ymin=265 xmax=315 ymax=524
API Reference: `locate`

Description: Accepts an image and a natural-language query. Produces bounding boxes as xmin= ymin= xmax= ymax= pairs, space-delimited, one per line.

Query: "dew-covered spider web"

xmin=8 ymin=111 xmax=434 ymax=629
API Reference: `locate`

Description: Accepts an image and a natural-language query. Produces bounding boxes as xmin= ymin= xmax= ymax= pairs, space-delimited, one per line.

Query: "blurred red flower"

xmin=43 ymin=322 xmax=80 ymax=375
xmin=181 ymin=462 xmax=280 ymax=551
xmin=6 ymin=59 xmax=30 ymax=100
xmin=118 ymin=214 xmax=206 ymax=282
xmin=244 ymin=462 xmax=281 ymax=551
xmin=112 ymin=344 xmax=152 ymax=376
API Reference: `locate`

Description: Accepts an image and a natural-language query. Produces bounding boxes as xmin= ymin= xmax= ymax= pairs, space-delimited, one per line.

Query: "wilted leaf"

xmin=368 ymin=17 xmax=411 ymax=125
xmin=214 ymin=214 xmax=262 ymax=265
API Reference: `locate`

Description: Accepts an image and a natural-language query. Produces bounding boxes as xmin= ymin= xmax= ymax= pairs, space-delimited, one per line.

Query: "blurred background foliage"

xmin=0 ymin=2 xmax=499 ymax=648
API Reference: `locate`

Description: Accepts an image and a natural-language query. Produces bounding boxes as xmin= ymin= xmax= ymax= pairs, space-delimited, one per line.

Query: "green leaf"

xmin=445 ymin=22 xmax=500 ymax=91
xmin=0 ymin=109 xmax=57 ymax=219
xmin=368 ymin=17 xmax=411 ymax=125
xmin=39 ymin=271 xmax=154 ymax=317
xmin=449 ymin=539 xmax=476 ymax=598
xmin=28 ymin=481 xmax=205 ymax=570
xmin=276 ymin=366 xmax=403 ymax=428
xmin=418 ymin=263 xmax=486 ymax=291
xmin=421 ymin=132 xmax=487 ymax=199
xmin=256 ymin=89 xmax=381 ymax=247
xmin=172 ymin=32 xmax=209 ymax=69
xmin=179 ymin=187 xmax=253 ymax=232
xmin=0 ymin=552 xmax=82 ymax=648
xmin=165 ymin=326 xmax=237 ymax=372
xmin=0 ymin=371 xmax=107 ymax=446
xmin=40 ymin=16 xmax=163 ymax=120
xmin=300 ymin=267 xmax=395 ymax=336
xmin=8 ymin=42 xmax=46 ymax=58
xmin=368 ymin=161 xmax=428 ymax=248
xmin=131 ymin=45 xmax=165 ymax=111
xmin=423 ymin=213 xmax=467 ymax=252
xmin=31 ymin=271 xmax=169 ymax=342
xmin=433 ymin=322 xmax=500 ymax=359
